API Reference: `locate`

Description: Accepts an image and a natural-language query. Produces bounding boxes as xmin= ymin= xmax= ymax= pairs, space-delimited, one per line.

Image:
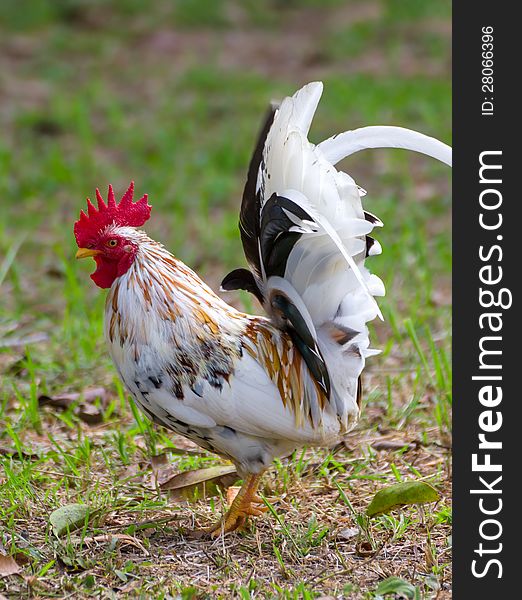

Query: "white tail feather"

xmin=286 ymin=189 xmax=383 ymax=320
xmin=257 ymin=82 xmax=451 ymax=334
xmin=318 ymin=125 xmax=452 ymax=167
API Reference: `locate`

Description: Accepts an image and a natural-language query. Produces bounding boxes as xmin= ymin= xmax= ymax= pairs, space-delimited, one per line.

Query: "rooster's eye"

xmin=107 ymin=239 xmax=118 ymax=248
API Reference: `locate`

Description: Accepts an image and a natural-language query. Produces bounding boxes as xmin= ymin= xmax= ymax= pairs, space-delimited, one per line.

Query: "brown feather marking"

xmin=244 ymin=318 xmax=328 ymax=427
xmin=192 ymin=306 xmax=219 ymax=335
xmin=109 ymin=311 xmax=117 ymax=343
xmin=141 ymin=277 xmax=152 ymax=305
xmin=111 ymin=281 xmax=120 ymax=312
xmin=117 ymin=313 xmax=125 ymax=346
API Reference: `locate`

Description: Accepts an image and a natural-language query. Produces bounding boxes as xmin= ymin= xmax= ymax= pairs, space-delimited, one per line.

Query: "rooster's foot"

xmin=197 ymin=472 xmax=266 ymax=538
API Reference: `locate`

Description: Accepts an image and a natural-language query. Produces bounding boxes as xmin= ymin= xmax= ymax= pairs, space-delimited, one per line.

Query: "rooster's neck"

xmin=104 ymin=236 xmax=248 ymax=348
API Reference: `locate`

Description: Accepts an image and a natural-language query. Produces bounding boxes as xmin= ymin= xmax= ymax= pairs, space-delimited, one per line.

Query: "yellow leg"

xmin=203 ymin=472 xmax=266 ymax=537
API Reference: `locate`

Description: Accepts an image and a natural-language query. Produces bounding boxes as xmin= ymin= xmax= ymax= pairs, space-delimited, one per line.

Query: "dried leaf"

xmin=226 ymin=485 xmax=241 ymax=506
xmin=337 ymin=527 xmax=359 ymax=540
xmin=371 ymin=439 xmax=415 ymax=451
xmin=79 ymin=388 xmax=108 ymax=403
xmin=153 ymin=466 xmax=178 ymax=488
xmin=39 ymin=393 xmax=74 ymax=409
xmin=0 ymin=447 xmax=39 ymax=460
xmin=160 ymin=465 xmax=237 ymax=490
xmin=150 ymin=453 xmax=170 ymax=469
xmin=49 ymin=503 xmax=91 ymax=536
xmin=11 ymin=552 xmax=29 ymax=566
xmin=160 ymin=465 xmax=238 ymax=501
xmin=355 ymin=540 xmax=375 ymax=557
xmin=0 ymin=332 xmax=48 ymax=348
xmin=77 ymin=403 xmax=103 ymax=425
xmin=0 ymin=352 xmax=25 ymax=376
xmin=39 ymin=387 xmax=107 ymax=409
xmin=39 ymin=387 xmax=108 ymax=424
xmin=0 ymin=553 xmax=22 ymax=577
xmin=366 ymin=481 xmax=440 ymax=517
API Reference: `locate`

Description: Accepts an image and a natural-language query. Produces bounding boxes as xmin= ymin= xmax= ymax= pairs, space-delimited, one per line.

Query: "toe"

xmin=209 ymin=515 xmax=246 ymax=538
xmin=239 ymin=506 xmax=265 ymax=517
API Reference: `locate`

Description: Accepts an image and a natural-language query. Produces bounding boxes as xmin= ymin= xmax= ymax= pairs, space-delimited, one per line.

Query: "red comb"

xmin=74 ymin=182 xmax=151 ymax=247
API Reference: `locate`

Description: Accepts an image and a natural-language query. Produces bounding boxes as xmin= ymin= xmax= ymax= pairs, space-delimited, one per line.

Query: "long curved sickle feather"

xmin=318 ymin=125 xmax=452 ymax=167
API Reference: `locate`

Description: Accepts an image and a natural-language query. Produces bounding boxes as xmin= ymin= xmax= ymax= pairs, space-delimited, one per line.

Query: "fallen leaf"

xmin=39 ymin=387 xmax=107 ymax=409
xmin=38 ymin=394 xmax=74 ymax=409
xmin=0 ymin=352 xmax=25 ymax=376
xmin=366 ymin=481 xmax=440 ymax=517
xmin=226 ymin=486 xmax=241 ymax=506
xmin=0 ymin=553 xmax=21 ymax=577
xmin=355 ymin=540 xmax=375 ymax=557
xmin=150 ymin=453 xmax=170 ymax=469
xmin=0 ymin=332 xmax=48 ymax=348
xmin=371 ymin=439 xmax=415 ymax=451
xmin=160 ymin=465 xmax=238 ymax=501
xmin=77 ymin=403 xmax=103 ymax=425
xmin=49 ymin=503 xmax=91 ymax=536
xmin=0 ymin=447 xmax=39 ymax=460
xmin=160 ymin=465 xmax=237 ymax=490
xmin=431 ymin=288 xmax=451 ymax=307
xmin=11 ymin=552 xmax=29 ymax=566
xmin=152 ymin=467 xmax=178 ymax=489
xmin=39 ymin=387 xmax=108 ymax=424
xmin=337 ymin=527 xmax=359 ymax=540
xmin=76 ymin=387 xmax=107 ymax=403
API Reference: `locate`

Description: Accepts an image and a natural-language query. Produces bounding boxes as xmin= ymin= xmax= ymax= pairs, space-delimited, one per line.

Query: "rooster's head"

xmin=74 ymin=182 xmax=151 ymax=288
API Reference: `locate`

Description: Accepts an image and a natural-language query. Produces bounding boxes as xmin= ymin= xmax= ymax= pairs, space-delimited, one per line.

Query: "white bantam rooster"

xmin=74 ymin=82 xmax=451 ymax=536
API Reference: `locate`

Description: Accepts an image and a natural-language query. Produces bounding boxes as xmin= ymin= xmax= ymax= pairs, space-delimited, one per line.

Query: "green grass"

xmin=1 ymin=0 xmax=451 ymax=597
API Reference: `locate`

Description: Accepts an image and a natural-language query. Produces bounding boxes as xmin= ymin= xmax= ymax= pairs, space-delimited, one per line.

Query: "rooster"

xmin=74 ymin=82 xmax=451 ymax=536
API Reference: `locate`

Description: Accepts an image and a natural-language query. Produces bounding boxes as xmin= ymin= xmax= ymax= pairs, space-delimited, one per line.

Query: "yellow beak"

xmin=76 ymin=248 xmax=102 ymax=259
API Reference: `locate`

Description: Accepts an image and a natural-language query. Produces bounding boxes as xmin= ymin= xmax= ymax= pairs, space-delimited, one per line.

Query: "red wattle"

xmin=90 ymin=256 xmax=119 ymax=289
xmin=90 ymin=252 xmax=136 ymax=289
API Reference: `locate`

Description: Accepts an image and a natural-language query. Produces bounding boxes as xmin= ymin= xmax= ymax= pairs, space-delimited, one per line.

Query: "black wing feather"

xmin=259 ymin=193 xmax=315 ymax=279
xmin=238 ymin=102 xmax=279 ymax=279
xmin=220 ymin=268 xmax=264 ymax=304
